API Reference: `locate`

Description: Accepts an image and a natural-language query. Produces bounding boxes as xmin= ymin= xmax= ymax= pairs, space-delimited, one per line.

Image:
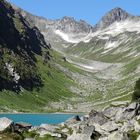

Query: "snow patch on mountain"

xmin=54 ymin=20 xmax=140 ymax=44
xmin=105 ymin=41 xmax=119 ymax=49
xmin=54 ymin=30 xmax=92 ymax=43
xmin=95 ymin=20 xmax=140 ymax=37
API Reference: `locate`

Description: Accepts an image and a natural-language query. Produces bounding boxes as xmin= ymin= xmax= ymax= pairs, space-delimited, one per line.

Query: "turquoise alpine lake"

xmin=0 ymin=114 xmax=80 ymax=126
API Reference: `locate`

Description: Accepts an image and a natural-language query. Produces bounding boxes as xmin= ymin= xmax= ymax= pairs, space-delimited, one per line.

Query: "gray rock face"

xmin=126 ymin=102 xmax=137 ymax=111
xmin=103 ymin=107 xmax=119 ymax=119
xmin=134 ymin=120 xmax=140 ymax=132
xmin=39 ymin=124 xmax=58 ymax=132
xmin=107 ymin=131 xmax=129 ymax=140
xmin=101 ymin=121 xmax=119 ymax=133
xmin=89 ymin=110 xmax=108 ymax=125
xmin=115 ymin=105 xmax=137 ymax=122
xmin=32 ymin=124 xmax=61 ymax=138
xmin=82 ymin=125 xmax=95 ymax=136
xmin=67 ymin=133 xmax=91 ymax=140
xmin=0 ymin=117 xmax=13 ymax=132
xmin=54 ymin=17 xmax=93 ymax=34
xmin=65 ymin=115 xmax=81 ymax=125
xmin=120 ymin=121 xmax=134 ymax=132
xmin=95 ymin=7 xmax=130 ymax=30
xmin=14 ymin=7 xmax=93 ymax=36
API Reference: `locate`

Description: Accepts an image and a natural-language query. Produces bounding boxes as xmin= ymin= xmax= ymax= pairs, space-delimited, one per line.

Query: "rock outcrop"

xmin=94 ymin=7 xmax=130 ymax=30
xmin=1 ymin=102 xmax=140 ymax=139
xmin=27 ymin=102 xmax=140 ymax=140
xmin=0 ymin=117 xmax=13 ymax=132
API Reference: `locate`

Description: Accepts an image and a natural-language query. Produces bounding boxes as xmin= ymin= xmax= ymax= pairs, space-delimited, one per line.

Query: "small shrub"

xmin=132 ymin=79 xmax=140 ymax=101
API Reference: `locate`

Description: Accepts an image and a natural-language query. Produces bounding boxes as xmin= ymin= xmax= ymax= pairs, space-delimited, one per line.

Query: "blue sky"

xmin=8 ymin=0 xmax=140 ymax=25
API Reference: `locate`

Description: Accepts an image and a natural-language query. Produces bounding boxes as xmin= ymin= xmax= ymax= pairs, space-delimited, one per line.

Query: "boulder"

xmin=134 ymin=120 xmax=140 ymax=132
xmin=101 ymin=121 xmax=119 ymax=133
xmin=107 ymin=131 xmax=129 ymax=140
xmin=67 ymin=132 xmax=90 ymax=140
xmin=115 ymin=107 xmax=135 ymax=122
xmin=61 ymin=128 xmax=69 ymax=133
xmin=35 ymin=124 xmax=61 ymax=138
xmin=93 ymin=123 xmax=109 ymax=136
xmin=120 ymin=121 xmax=134 ymax=132
xmin=136 ymin=103 xmax=140 ymax=115
xmin=0 ymin=117 xmax=13 ymax=132
xmin=115 ymin=107 xmax=125 ymax=122
xmin=14 ymin=122 xmax=32 ymax=132
xmin=65 ymin=115 xmax=81 ymax=124
xmin=126 ymin=102 xmax=137 ymax=112
xmin=82 ymin=125 xmax=95 ymax=136
xmin=82 ymin=115 xmax=89 ymax=121
xmin=123 ymin=110 xmax=135 ymax=120
xmin=137 ymin=135 xmax=140 ymax=140
xmin=37 ymin=128 xmax=61 ymax=138
xmin=89 ymin=110 xmax=108 ymax=125
xmin=103 ymin=107 xmax=119 ymax=119
xmin=40 ymin=124 xmax=58 ymax=132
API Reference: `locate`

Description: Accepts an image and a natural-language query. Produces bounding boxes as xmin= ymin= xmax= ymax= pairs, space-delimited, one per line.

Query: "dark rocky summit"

xmin=94 ymin=7 xmax=130 ymax=30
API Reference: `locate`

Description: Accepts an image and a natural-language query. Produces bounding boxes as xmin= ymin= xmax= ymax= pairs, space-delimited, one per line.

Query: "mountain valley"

xmin=0 ymin=0 xmax=140 ymax=112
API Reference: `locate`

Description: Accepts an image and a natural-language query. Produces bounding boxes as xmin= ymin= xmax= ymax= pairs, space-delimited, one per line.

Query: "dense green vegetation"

xmin=132 ymin=78 xmax=140 ymax=101
xmin=127 ymin=130 xmax=140 ymax=140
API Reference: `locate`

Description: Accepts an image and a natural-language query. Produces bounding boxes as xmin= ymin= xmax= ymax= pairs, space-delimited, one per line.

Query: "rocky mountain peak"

xmin=55 ymin=16 xmax=93 ymax=34
xmin=108 ymin=7 xmax=129 ymax=20
xmin=95 ymin=7 xmax=130 ymax=30
xmin=60 ymin=16 xmax=75 ymax=22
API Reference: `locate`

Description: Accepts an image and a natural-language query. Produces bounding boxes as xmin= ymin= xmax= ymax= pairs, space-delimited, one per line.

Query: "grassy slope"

xmin=0 ymin=50 xmax=79 ymax=113
xmin=0 ymin=44 xmax=139 ymax=112
xmin=58 ymin=39 xmax=140 ymax=109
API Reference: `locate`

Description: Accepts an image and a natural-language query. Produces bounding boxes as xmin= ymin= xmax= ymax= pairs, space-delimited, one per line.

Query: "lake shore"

xmin=0 ymin=112 xmax=85 ymax=115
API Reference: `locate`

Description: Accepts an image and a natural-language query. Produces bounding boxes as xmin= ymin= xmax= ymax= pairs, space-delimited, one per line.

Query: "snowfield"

xmin=54 ymin=29 xmax=93 ymax=43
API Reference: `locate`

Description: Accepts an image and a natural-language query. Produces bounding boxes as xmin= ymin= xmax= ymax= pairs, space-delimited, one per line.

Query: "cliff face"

xmin=0 ymin=0 xmax=49 ymax=91
xmin=94 ymin=7 xmax=130 ymax=30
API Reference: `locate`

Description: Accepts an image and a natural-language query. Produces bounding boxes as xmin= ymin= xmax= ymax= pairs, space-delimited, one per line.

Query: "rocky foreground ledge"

xmin=1 ymin=102 xmax=140 ymax=140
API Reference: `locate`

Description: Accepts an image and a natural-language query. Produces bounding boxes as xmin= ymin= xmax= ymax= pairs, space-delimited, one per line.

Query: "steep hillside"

xmin=0 ymin=0 xmax=50 ymax=91
xmin=0 ymin=0 xmax=79 ymax=112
